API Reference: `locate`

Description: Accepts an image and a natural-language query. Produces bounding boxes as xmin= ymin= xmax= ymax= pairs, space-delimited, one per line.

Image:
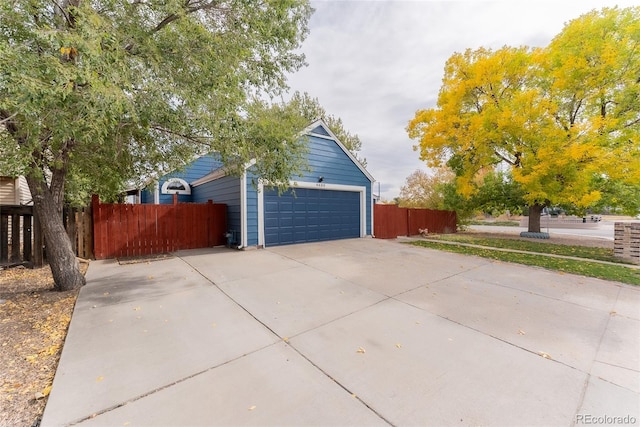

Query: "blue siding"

xmin=310 ymin=125 xmax=331 ymax=137
xmin=292 ymin=134 xmax=372 ymax=235
xmin=142 ymin=154 xmax=224 ymax=204
xmin=192 ymin=175 xmax=241 ymax=243
xmin=140 ymin=189 xmax=154 ymax=204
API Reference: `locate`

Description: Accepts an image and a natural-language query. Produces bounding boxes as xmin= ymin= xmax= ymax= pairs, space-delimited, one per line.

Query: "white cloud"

xmin=286 ymin=0 xmax=636 ymax=200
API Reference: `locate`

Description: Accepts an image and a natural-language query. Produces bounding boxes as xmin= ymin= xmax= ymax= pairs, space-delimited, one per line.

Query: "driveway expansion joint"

xmin=66 ymin=341 xmax=280 ymax=426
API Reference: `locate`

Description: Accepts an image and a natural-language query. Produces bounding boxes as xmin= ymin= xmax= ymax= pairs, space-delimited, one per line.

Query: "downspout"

xmin=257 ymin=181 xmax=264 ymax=247
xmin=238 ymin=172 xmax=247 ymax=249
xmin=370 ymin=182 xmax=375 ymax=237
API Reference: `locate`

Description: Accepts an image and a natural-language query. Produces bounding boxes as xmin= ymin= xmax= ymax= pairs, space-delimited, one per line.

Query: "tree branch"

xmin=0 ymin=109 xmax=23 ymax=143
xmin=150 ymin=125 xmax=212 ymax=146
xmin=152 ymin=1 xmax=224 ymax=33
xmin=623 ymin=116 xmax=640 ymax=129
xmin=50 ymin=0 xmax=73 ymax=28
xmin=493 ymin=149 xmax=517 ymax=166
xmin=570 ymin=97 xmax=583 ymax=126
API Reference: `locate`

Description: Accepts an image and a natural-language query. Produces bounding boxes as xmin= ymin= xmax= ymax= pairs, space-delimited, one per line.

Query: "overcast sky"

xmin=284 ymin=0 xmax=636 ymax=200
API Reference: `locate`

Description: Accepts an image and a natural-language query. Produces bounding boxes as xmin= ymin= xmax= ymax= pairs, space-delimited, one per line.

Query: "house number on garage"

xmin=316 ymin=183 xmax=326 ymax=188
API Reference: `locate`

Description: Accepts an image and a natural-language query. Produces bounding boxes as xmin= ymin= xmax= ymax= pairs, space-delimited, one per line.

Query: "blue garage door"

xmin=264 ymin=188 xmax=360 ymax=246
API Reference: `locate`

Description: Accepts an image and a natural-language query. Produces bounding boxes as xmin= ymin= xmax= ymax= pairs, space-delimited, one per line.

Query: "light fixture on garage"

xmin=318 ymin=176 xmax=324 ymax=183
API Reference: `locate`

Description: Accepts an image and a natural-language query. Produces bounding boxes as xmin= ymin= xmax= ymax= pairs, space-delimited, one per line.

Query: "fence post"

xmin=91 ymin=194 xmax=102 ymax=259
xmin=11 ymin=213 xmax=20 ymax=261
xmin=0 ymin=213 xmax=8 ymax=262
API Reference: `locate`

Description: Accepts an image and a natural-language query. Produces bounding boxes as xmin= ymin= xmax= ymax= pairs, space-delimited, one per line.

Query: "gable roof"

xmin=158 ymin=119 xmax=375 ymax=189
xmin=303 ymin=119 xmax=374 ymax=183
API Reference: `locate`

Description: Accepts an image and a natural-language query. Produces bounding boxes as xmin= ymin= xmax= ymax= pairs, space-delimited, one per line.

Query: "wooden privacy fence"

xmin=1 ymin=204 xmax=93 ymax=268
xmin=92 ymin=195 xmax=227 ymax=260
xmin=0 ymin=205 xmax=42 ymax=268
xmin=374 ymin=204 xmax=457 ymax=239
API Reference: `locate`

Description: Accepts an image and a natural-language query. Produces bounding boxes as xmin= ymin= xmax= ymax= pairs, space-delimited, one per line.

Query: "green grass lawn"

xmin=407 ymin=239 xmax=640 ymax=286
xmin=425 ymin=233 xmax=621 ymax=263
xmin=467 ymin=220 xmax=520 ymax=227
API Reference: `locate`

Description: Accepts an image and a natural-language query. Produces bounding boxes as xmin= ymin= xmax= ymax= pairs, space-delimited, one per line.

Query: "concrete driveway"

xmin=42 ymin=238 xmax=639 ymax=426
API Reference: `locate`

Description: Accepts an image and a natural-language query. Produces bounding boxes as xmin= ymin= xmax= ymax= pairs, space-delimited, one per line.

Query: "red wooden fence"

xmin=92 ymin=195 xmax=227 ymax=260
xmin=374 ymin=204 xmax=456 ymax=239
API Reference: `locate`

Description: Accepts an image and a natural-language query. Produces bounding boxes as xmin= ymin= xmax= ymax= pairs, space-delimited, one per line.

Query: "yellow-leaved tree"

xmin=407 ymin=7 xmax=639 ymax=233
xmin=398 ymin=167 xmax=454 ymax=209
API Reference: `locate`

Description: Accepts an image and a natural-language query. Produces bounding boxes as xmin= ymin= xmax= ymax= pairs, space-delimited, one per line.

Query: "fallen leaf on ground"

xmin=518 ymin=329 xmax=526 ymax=335
xmin=248 ymin=405 xmax=256 ymax=411
xmin=356 ymin=346 xmax=366 ymax=354
xmin=538 ymin=351 xmax=552 ymax=359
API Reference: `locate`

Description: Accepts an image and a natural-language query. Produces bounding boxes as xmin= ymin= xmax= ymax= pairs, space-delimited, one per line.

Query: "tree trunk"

xmin=26 ymin=176 xmax=85 ymax=291
xmin=528 ymin=203 xmax=544 ymax=233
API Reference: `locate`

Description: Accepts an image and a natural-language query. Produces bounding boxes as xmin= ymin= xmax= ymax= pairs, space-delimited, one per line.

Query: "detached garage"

xmin=142 ymin=119 xmax=375 ymax=248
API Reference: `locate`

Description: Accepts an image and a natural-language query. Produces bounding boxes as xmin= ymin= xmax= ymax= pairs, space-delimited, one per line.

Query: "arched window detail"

xmin=161 ymin=178 xmax=191 ymax=195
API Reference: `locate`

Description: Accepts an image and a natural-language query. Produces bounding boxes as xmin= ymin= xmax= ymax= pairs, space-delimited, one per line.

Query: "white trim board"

xmin=191 ymin=167 xmax=226 ymax=187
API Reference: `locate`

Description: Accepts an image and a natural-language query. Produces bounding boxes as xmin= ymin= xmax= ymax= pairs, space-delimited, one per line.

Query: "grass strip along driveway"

xmin=408 ymin=236 xmax=640 ymax=286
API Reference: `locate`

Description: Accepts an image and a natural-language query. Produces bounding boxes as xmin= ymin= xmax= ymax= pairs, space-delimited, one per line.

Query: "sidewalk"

xmin=400 ymin=236 xmax=640 ymax=269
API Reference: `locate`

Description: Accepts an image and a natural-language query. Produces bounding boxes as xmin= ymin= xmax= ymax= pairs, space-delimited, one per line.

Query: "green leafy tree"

xmin=439 ymin=169 xmax=526 ymax=225
xmin=0 ymin=0 xmax=312 ymax=290
xmin=407 ymin=7 xmax=640 ymax=233
xmin=288 ymin=91 xmax=366 ymax=166
xmin=469 ymin=170 xmax=526 ymax=217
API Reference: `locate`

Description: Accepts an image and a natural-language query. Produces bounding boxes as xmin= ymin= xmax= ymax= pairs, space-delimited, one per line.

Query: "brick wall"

xmin=614 ymin=222 xmax=640 ymax=264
